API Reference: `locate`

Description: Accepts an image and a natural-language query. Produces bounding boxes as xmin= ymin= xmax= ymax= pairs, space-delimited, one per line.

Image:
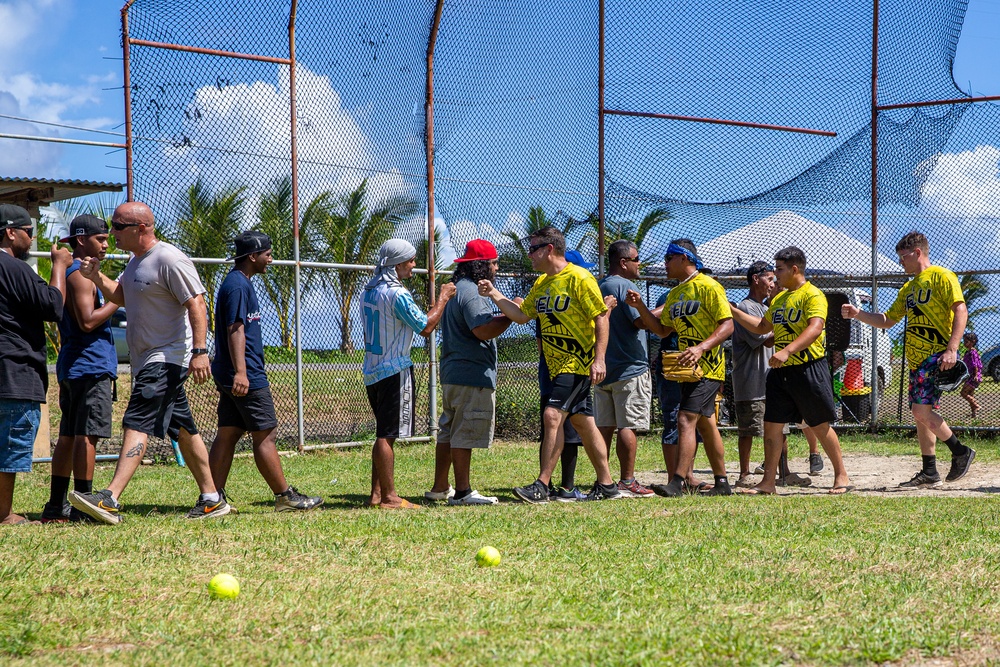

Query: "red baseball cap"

xmin=454 ymin=239 xmax=498 ymax=263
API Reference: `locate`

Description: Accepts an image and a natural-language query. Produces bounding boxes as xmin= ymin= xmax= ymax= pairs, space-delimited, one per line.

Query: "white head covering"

xmin=364 ymin=239 xmax=418 ymax=290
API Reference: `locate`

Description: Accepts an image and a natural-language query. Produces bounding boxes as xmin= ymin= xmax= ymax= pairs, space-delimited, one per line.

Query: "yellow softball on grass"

xmin=475 ymin=546 xmax=501 ymax=567
xmin=208 ymin=573 xmax=240 ymax=599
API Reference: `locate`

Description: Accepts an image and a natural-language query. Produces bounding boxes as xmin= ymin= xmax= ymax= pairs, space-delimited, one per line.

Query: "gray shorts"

xmin=438 ymin=384 xmax=495 ymax=449
xmin=735 ymin=400 xmax=790 ymax=437
xmin=594 ymin=370 xmax=652 ymax=431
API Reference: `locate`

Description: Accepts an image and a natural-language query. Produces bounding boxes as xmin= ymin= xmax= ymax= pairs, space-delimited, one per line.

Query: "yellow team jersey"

xmin=767 ymin=281 xmax=827 ymax=366
xmin=521 ymin=262 xmax=608 ymax=378
xmin=660 ymin=272 xmax=732 ymax=381
xmin=885 ymin=265 xmax=964 ymax=370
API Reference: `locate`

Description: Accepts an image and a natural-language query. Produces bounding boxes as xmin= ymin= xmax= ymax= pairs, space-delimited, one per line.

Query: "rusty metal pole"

xmin=869 ymin=0 xmax=880 ymax=429
xmin=121 ymin=1 xmax=137 ymax=200
xmin=289 ymin=0 xmax=305 ymax=452
xmin=597 ymin=0 xmax=606 ymax=277
xmin=426 ymin=0 xmax=445 ymax=438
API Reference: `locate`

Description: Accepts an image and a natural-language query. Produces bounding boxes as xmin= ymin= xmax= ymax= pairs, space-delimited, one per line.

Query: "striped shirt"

xmin=362 ymin=283 xmax=428 ymax=385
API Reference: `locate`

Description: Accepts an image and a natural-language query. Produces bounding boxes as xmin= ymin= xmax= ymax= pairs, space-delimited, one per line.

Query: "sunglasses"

xmin=527 ymin=242 xmax=550 ymax=254
xmin=623 ymin=256 xmax=640 ymax=263
xmin=111 ymin=221 xmax=140 ymax=231
xmin=664 ymin=253 xmax=679 ymax=262
xmin=14 ymin=225 xmax=35 ymax=238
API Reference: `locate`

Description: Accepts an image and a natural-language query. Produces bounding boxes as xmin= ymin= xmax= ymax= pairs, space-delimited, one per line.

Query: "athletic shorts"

xmin=594 ymin=370 xmax=652 ymax=431
xmin=58 ymin=376 xmax=113 ymax=438
xmin=679 ymin=379 xmax=721 ymax=417
xmin=217 ymin=384 xmax=278 ymax=432
xmin=764 ymin=358 xmax=838 ymax=427
xmin=540 ymin=394 xmax=582 ymax=444
xmin=0 ymin=399 xmax=40 ymax=474
xmin=735 ymin=400 xmax=790 ymax=437
xmin=545 ymin=373 xmax=593 ymax=417
xmin=122 ymin=363 xmax=199 ymax=440
xmin=365 ymin=368 xmax=415 ymax=439
xmin=437 ymin=384 xmax=495 ymax=449
xmin=909 ymin=353 xmax=944 ymax=408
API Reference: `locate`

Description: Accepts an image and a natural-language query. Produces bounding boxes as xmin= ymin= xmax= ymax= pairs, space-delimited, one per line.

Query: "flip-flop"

xmin=736 ymin=487 xmax=776 ymax=496
xmin=829 ymin=485 xmax=856 ymax=495
xmin=686 ymin=481 xmax=713 ymax=495
xmin=1 ymin=516 xmax=41 ymax=526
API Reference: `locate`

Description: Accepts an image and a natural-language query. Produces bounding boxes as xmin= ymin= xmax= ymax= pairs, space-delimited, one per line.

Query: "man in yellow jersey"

xmin=728 ymin=246 xmax=853 ymax=495
xmin=842 ymin=231 xmax=973 ymax=488
xmin=478 ymin=227 xmax=621 ymax=502
xmin=625 ymin=239 xmax=735 ymax=497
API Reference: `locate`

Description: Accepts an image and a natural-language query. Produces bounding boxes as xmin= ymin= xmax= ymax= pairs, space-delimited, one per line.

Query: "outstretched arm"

xmin=625 ymin=290 xmax=673 ymax=337
xmin=78 ymin=257 xmax=125 ymax=306
xmin=419 ymin=281 xmax=457 ymax=336
xmin=728 ymin=303 xmax=772 ymax=335
xmin=478 ymin=280 xmax=532 ymax=325
xmin=841 ymin=303 xmax=896 ymax=329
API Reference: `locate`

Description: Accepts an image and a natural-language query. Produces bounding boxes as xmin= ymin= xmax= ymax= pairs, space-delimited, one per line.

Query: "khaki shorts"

xmin=437 ymin=384 xmax=495 ymax=449
xmin=594 ymin=370 xmax=651 ymax=431
xmin=735 ymin=400 xmax=790 ymax=437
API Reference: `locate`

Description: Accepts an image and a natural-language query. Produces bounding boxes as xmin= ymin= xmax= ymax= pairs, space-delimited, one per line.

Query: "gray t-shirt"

xmin=731 ymin=297 xmax=772 ymax=402
xmin=598 ymin=274 xmax=648 ymax=386
xmin=440 ymin=278 xmax=498 ymax=389
xmin=120 ymin=241 xmax=206 ymax=370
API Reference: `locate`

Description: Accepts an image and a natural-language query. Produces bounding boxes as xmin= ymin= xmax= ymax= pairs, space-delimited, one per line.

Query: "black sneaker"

xmin=809 ymin=453 xmax=824 ymax=475
xmin=898 ymin=471 xmax=944 ymax=489
xmin=513 ymin=480 xmax=550 ymax=504
xmin=582 ymin=481 xmax=622 ymax=501
xmin=651 ymin=481 xmax=684 ymax=498
xmin=68 ymin=507 xmax=95 ymax=523
xmin=275 ymin=486 xmax=324 ymax=512
xmin=703 ymin=483 xmax=733 ymax=496
xmin=40 ymin=501 xmax=71 ymax=523
xmin=946 ymin=448 xmax=976 ymax=483
xmin=186 ymin=495 xmax=232 ymax=520
xmin=68 ymin=489 xmax=121 ymax=525
xmin=552 ymin=486 xmax=585 ymax=502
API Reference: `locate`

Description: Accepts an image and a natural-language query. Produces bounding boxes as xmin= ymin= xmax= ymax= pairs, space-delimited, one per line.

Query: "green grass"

xmin=4 ymin=433 xmax=1000 ymax=666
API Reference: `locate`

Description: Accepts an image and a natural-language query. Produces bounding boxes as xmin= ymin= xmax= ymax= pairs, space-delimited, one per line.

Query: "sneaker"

xmin=582 ymin=481 xmax=622 ymax=501
xmin=703 ymin=483 xmax=733 ymax=496
xmin=447 ymin=490 xmax=499 ymax=505
xmin=809 ymin=453 xmax=824 ymax=475
xmin=218 ymin=488 xmax=239 ymax=514
xmin=513 ymin=479 xmax=550 ymax=504
xmin=40 ymin=501 xmax=71 ymax=523
xmin=424 ymin=486 xmax=455 ymax=501
xmin=68 ymin=489 xmax=121 ymax=525
xmin=898 ymin=471 xmax=944 ymax=490
xmin=651 ymin=481 xmax=684 ymax=498
xmin=753 ymin=464 xmax=766 ymax=475
xmin=618 ymin=479 xmax=655 ymax=498
xmin=946 ymin=448 xmax=976 ymax=483
xmin=186 ymin=495 xmax=232 ymax=520
xmin=68 ymin=507 xmax=94 ymax=523
xmin=552 ymin=486 xmax=585 ymax=503
xmin=275 ymin=486 xmax=324 ymax=512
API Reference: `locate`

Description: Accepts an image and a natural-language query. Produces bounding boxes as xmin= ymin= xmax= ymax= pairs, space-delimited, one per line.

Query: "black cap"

xmin=0 ymin=204 xmax=31 ymax=230
xmin=59 ymin=214 xmax=109 ymax=243
xmin=229 ymin=230 xmax=272 ymax=260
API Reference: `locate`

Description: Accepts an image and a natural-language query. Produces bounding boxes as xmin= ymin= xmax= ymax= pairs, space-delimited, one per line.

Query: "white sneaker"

xmin=447 ymin=490 xmax=499 ymax=505
xmin=424 ymin=486 xmax=455 ymax=501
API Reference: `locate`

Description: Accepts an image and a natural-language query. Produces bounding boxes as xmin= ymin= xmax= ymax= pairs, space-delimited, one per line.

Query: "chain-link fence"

xmin=112 ymin=0 xmax=1000 ymax=439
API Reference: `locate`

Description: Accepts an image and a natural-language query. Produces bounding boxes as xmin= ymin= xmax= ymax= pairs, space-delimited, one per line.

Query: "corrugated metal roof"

xmin=0 ymin=177 xmax=125 ymax=207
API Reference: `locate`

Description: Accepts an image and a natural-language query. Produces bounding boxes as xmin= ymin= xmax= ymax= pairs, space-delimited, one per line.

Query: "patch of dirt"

xmin=641 ymin=452 xmax=999 ymax=497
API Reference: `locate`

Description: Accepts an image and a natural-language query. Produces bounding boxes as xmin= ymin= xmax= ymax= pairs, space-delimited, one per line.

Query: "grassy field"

xmin=4 ymin=433 xmax=1000 ymax=666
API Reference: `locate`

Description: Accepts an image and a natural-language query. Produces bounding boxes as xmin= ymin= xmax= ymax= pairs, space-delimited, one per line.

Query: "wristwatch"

xmin=191 ymin=348 xmax=209 ymax=356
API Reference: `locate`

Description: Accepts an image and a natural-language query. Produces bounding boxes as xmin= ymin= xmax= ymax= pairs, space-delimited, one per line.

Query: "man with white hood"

xmin=362 ymin=239 xmax=455 ymax=509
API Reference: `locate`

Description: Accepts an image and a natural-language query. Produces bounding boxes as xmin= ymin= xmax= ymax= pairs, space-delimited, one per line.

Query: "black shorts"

xmin=545 ymin=373 xmax=592 ymax=417
xmin=764 ymin=358 xmax=838 ymax=427
xmin=58 ymin=376 xmax=113 ymax=438
xmin=122 ymin=363 xmax=199 ymax=440
xmin=679 ymin=379 xmax=721 ymax=417
xmin=217 ymin=385 xmax=278 ymax=432
xmin=365 ymin=368 xmax=415 ymax=439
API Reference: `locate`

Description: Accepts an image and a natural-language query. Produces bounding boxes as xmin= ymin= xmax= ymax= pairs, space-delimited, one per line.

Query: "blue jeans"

xmin=0 ymin=399 xmax=41 ymax=473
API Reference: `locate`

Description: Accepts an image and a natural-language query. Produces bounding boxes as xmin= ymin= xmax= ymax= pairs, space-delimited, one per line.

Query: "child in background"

xmin=961 ymin=332 xmax=983 ymax=419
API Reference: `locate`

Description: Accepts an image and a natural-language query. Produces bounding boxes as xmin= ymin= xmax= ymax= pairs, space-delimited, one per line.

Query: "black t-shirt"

xmin=0 ymin=252 xmax=64 ymax=401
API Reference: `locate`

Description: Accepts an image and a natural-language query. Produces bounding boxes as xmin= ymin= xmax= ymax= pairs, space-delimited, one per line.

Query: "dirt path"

xmin=641 ymin=452 xmax=1000 ymax=497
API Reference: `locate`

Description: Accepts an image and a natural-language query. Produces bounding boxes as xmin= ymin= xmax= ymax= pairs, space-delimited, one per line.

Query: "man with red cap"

xmin=427 ymin=239 xmax=516 ymax=505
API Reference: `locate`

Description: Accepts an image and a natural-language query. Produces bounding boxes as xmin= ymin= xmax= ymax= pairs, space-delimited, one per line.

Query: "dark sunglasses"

xmin=664 ymin=253 xmax=679 ymax=262
xmin=527 ymin=242 xmax=550 ymax=254
xmin=111 ymin=221 xmax=140 ymax=231
xmin=14 ymin=225 xmax=35 ymax=238
xmin=623 ymin=256 xmax=640 ymax=263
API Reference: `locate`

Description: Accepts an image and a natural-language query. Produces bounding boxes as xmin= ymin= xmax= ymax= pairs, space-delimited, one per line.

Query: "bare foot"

xmin=379 ymin=498 xmax=421 ymax=510
xmin=737 ymin=483 xmax=777 ymax=495
xmin=0 ymin=513 xmax=40 ymax=525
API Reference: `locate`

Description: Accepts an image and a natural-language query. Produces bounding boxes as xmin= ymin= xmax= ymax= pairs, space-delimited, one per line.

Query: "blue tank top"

xmin=56 ymin=261 xmax=118 ymax=382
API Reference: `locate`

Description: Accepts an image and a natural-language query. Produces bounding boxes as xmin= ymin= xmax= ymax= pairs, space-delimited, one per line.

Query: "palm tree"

xmin=311 ymin=179 xmax=420 ymax=353
xmin=498 ymin=205 xmax=590 ymax=285
xmin=960 ymin=274 xmax=998 ymax=331
xmin=255 ymin=176 xmax=321 ymax=348
xmin=580 ymin=206 xmax=671 ymax=268
xmin=169 ymin=180 xmax=246 ymax=330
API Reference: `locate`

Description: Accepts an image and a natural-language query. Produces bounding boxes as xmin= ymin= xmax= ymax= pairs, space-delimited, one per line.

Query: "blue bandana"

xmin=666 ymin=243 xmax=704 ymax=270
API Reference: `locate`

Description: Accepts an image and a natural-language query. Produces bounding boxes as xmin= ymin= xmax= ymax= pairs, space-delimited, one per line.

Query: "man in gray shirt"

xmin=428 ymin=240 xmax=514 ymax=505
xmin=595 ymin=240 xmax=654 ymax=498
xmin=69 ymin=202 xmax=229 ymax=524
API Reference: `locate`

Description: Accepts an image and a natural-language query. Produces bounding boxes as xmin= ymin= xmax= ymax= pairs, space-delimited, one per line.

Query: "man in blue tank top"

xmin=42 ymin=215 xmax=118 ymax=523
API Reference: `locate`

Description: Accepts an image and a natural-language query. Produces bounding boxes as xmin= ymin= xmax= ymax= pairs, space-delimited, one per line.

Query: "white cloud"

xmin=0 ymin=91 xmax=63 ymax=176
